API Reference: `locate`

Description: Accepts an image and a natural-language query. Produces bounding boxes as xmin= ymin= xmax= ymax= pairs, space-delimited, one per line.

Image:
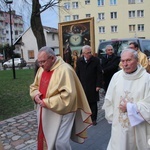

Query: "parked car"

xmin=3 ymin=58 xmax=27 ymax=69
xmin=98 ymin=38 xmax=150 ymax=59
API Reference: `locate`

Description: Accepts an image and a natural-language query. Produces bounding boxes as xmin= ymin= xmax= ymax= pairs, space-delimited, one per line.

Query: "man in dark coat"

xmin=101 ymin=45 xmax=120 ymax=92
xmin=76 ymin=45 xmax=103 ymax=125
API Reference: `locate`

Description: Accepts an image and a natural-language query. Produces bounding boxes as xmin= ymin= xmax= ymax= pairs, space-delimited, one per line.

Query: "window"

xmin=111 ymin=26 xmax=117 ymax=32
xmin=2 ymin=37 xmax=5 ymax=41
xmin=137 ymin=0 xmax=143 ymax=3
xmin=110 ymin=12 xmax=117 ymax=19
xmin=15 ymin=31 xmax=18 ymax=35
xmin=98 ymin=0 xmax=104 ymax=6
xmin=99 ymin=39 xmax=106 ymax=43
xmin=65 ymin=15 xmax=71 ymax=21
xmin=28 ymin=50 xmax=35 ymax=59
xmin=129 ymin=25 xmax=135 ymax=32
xmin=86 ymin=14 xmax=91 ymax=18
xmin=98 ymin=13 xmax=105 ymax=20
xmin=137 ymin=10 xmax=144 ymax=17
xmin=99 ymin=26 xmax=105 ymax=33
xmin=0 ymin=21 xmax=3 ymax=25
xmin=73 ymin=15 xmax=79 ymax=20
xmin=85 ymin=0 xmax=90 ymax=4
xmin=64 ymin=2 xmax=70 ymax=10
xmin=2 ymin=29 xmax=5 ymax=35
xmin=110 ymin=0 xmax=117 ymax=5
xmin=128 ymin=0 xmax=135 ymax=4
xmin=0 ymin=13 xmax=3 ymax=17
xmin=138 ymin=24 xmax=144 ymax=31
xmin=52 ymin=34 xmax=55 ymax=40
xmin=129 ymin=11 xmax=135 ymax=18
xmin=72 ymin=2 xmax=78 ymax=9
xmin=14 ymin=23 xmax=17 ymax=27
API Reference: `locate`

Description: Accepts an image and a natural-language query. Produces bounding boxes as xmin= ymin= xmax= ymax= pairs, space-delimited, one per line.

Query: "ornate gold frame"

xmin=58 ymin=17 xmax=95 ymax=58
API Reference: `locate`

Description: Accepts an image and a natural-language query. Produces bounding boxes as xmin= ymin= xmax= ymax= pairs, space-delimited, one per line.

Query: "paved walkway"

xmin=0 ymin=89 xmax=111 ymax=150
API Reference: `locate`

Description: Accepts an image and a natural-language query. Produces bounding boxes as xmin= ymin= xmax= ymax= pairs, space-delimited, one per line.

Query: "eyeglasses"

xmin=84 ymin=51 xmax=92 ymax=55
xmin=38 ymin=56 xmax=51 ymax=65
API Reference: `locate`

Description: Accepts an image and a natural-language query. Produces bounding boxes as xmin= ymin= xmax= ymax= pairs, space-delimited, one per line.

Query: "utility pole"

xmin=5 ymin=0 xmax=16 ymax=79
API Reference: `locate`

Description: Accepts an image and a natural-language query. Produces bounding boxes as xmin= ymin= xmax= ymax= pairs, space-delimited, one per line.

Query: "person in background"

xmin=72 ymin=50 xmax=78 ymax=70
xmin=103 ymin=48 xmax=150 ymax=150
xmin=30 ymin=46 xmax=92 ymax=150
xmin=101 ymin=45 xmax=120 ymax=92
xmin=119 ymin=41 xmax=149 ymax=72
xmin=63 ymin=43 xmax=72 ymax=65
xmin=76 ymin=45 xmax=103 ymax=125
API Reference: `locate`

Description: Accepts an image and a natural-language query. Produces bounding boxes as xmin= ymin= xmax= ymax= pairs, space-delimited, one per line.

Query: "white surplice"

xmin=102 ymin=65 xmax=150 ymax=150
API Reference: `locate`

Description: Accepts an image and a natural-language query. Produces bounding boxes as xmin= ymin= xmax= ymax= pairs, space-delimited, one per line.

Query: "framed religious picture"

xmin=58 ymin=17 xmax=95 ymax=66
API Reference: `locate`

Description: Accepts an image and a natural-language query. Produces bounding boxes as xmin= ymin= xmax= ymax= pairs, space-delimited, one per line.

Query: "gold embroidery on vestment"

xmin=118 ymin=91 xmax=134 ymax=128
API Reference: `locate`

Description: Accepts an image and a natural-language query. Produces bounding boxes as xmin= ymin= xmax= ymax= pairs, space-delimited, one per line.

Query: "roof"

xmin=43 ymin=26 xmax=58 ymax=33
xmin=13 ymin=26 xmax=58 ymax=45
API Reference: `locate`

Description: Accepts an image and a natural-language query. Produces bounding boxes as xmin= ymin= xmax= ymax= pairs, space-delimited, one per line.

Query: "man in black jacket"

xmin=76 ymin=45 xmax=103 ymax=125
xmin=101 ymin=45 xmax=120 ymax=92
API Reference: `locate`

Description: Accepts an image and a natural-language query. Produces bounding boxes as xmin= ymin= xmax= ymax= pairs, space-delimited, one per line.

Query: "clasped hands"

xmin=119 ymin=100 xmax=127 ymax=113
xmin=96 ymin=87 xmax=100 ymax=92
xmin=34 ymin=93 xmax=46 ymax=107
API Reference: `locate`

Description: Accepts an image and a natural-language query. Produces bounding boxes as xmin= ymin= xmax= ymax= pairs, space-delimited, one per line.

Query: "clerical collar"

xmin=127 ymin=67 xmax=138 ymax=74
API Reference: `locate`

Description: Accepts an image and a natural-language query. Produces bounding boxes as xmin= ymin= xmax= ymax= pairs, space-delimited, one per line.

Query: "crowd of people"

xmin=1 ymin=41 xmax=150 ymax=150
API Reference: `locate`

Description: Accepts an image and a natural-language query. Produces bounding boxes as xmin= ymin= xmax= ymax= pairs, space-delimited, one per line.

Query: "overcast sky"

xmin=41 ymin=7 xmax=59 ymax=29
xmin=11 ymin=0 xmax=59 ymax=30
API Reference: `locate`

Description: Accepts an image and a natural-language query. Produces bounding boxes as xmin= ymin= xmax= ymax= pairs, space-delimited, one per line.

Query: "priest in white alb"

xmin=102 ymin=48 xmax=150 ymax=150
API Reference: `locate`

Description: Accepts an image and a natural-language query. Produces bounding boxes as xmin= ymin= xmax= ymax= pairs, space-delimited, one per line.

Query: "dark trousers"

xmin=89 ymin=102 xmax=97 ymax=122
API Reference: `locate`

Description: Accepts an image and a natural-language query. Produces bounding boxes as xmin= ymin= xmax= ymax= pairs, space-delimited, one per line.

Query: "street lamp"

xmin=5 ymin=0 xmax=16 ymax=79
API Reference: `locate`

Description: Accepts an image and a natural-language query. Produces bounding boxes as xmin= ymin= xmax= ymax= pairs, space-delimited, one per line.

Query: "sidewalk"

xmin=0 ymin=89 xmax=111 ymax=150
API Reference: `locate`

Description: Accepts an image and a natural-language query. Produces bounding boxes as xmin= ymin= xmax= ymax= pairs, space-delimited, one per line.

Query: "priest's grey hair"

xmin=121 ymin=48 xmax=138 ymax=60
xmin=39 ymin=46 xmax=56 ymax=57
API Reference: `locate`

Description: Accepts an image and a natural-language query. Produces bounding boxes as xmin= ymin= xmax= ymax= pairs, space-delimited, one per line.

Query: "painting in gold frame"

xmin=58 ymin=17 xmax=95 ymax=65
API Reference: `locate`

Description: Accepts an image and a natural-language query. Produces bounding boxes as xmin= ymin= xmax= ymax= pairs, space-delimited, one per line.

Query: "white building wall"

xmin=59 ymin=0 xmax=150 ymax=53
xmin=15 ymin=27 xmax=59 ymax=64
xmin=21 ymin=28 xmax=38 ymax=63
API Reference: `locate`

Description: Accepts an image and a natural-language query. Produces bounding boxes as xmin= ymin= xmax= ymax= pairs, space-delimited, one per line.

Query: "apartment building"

xmin=0 ymin=10 xmax=24 ymax=45
xmin=59 ymin=0 xmax=150 ymax=52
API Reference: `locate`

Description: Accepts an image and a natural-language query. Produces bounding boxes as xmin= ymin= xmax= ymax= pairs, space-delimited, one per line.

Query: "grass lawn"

xmin=0 ymin=69 xmax=35 ymax=121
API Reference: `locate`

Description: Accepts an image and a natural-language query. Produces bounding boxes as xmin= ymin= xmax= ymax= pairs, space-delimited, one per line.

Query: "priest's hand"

xmin=39 ymin=101 xmax=46 ymax=107
xmin=96 ymin=87 xmax=100 ymax=92
xmin=34 ymin=93 xmax=42 ymax=104
xmin=119 ymin=100 xmax=127 ymax=113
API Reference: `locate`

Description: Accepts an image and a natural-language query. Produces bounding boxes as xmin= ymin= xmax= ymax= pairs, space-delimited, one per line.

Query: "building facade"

xmin=14 ymin=26 xmax=59 ymax=64
xmin=59 ymin=0 xmax=150 ymax=52
xmin=0 ymin=10 xmax=24 ymax=45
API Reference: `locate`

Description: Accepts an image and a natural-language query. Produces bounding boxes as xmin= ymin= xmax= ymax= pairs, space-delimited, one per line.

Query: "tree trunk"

xmin=31 ymin=0 xmax=46 ymax=50
xmin=30 ymin=0 xmax=46 ymax=75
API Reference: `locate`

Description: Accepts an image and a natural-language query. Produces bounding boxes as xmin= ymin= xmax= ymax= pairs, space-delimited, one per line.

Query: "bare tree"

xmin=1 ymin=0 xmax=60 ymax=49
xmin=31 ymin=0 xmax=46 ymax=50
xmin=30 ymin=0 xmax=61 ymax=75
xmin=31 ymin=0 xmax=61 ymax=49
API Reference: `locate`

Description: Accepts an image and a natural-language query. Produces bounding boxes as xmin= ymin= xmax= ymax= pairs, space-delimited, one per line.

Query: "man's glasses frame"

xmin=38 ymin=56 xmax=51 ymax=65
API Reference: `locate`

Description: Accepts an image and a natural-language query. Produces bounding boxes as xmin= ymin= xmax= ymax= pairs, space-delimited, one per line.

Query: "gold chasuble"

xmin=30 ymin=57 xmax=92 ymax=150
